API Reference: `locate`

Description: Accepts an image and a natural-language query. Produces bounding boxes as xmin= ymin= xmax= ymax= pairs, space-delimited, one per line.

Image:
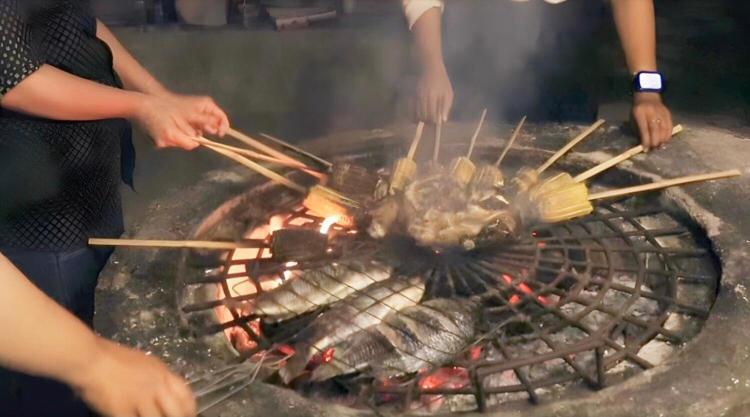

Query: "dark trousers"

xmin=0 ymin=247 xmax=112 ymax=417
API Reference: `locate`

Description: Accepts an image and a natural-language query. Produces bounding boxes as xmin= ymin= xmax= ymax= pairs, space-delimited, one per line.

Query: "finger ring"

xmin=653 ymin=118 xmax=662 ymax=124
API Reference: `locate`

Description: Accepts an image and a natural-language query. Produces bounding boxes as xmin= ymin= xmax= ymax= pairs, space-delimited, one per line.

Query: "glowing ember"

xmin=417 ymin=367 xmax=470 ymax=411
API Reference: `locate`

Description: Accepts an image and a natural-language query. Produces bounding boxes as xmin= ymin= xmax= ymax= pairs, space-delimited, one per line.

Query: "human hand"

xmin=416 ymin=66 xmax=454 ymax=123
xmin=134 ymin=93 xmax=230 ymax=150
xmin=70 ymin=338 xmax=196 ymax=417
xmin=631 ymin=92 xmax=673 ymax=151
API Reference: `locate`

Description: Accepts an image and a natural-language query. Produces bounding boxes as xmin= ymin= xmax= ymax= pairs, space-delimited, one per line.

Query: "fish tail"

xmin=309 ymin=363 xmax=341 ymax=382
xmin=279 ymin=348 xmax=311 ymax=384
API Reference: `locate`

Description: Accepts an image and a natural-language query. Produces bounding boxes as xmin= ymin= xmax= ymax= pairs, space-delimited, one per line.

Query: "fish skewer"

xmin=471 ymin=115 xmax=527 ymax=192
xmin=390 ymin=122 xmax=425 ymax=194
xmin=448 ymin=109 xmax=486 ymax=187
xmin=279 ymin=276 xmax=426 ymax=383
xmin=530 ymin=168 xmax=741 ymax=223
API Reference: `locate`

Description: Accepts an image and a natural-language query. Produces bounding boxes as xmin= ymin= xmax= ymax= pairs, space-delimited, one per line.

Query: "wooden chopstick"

xmin=259 ymin=133 xmax=332 ymax=168
xmin=88 ymin=238 xmax=261 ymax=250
xmin=226 ymin=127 xmax=312 ymax=171
xmin=537 ymin=119 xmax=606 ymax=174
xmin=495 ymin=115 xmax=527 ymax=167
xmin=202 ymin=143 xmax=306 ymax=193
xmin=588 ymin=169 xmax=741 ymax=201
xmin=574 ymin=124 xmax=685 ymax=183
xmin=194 ymin=137 xmax=325 ymax=180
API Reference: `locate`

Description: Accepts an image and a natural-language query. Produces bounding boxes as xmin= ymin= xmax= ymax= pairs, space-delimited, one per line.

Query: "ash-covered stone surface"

xmin=96 ymin=123 xmax=750 ymax=417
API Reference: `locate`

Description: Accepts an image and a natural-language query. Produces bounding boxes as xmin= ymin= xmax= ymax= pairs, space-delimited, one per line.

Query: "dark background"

xmin=89 ymin=0 xmax=750 ymax=228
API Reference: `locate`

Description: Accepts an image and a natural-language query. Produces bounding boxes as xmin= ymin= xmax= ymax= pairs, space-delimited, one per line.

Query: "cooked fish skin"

xmin=279 ymin=276 xmax=425 ymax=383
xmin=250 ymin=260 xmax=392 ymax=322
xmin=310 ymin=298 xmax=480 ymax=382
xmin=374 ymin=298 xmax=480 ymax=378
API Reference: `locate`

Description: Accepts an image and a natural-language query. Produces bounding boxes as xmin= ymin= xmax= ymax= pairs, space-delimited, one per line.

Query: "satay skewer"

xmin=449 ymin=108 xmax=487 ymax=187
xmin=530 ymin=168 xmax=740 ymax=223
xmin=512 ymin=119 xmax=606 ymax=193
xmin=470 ymin=115 xmax=527 ymax=191
xmin=390 ymin=122 xmax=425 ymax=193
xmin=574 ymin=124 xmax=684 ymax=183
xmin=536 ymin=119 xmax=606 ymax=174
xmin=495 ymin=115 xmax=527 ymax=168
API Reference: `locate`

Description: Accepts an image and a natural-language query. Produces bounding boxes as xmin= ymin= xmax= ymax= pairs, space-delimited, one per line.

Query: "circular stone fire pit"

xmin=95 ymin=122 xmax=750 ymax=417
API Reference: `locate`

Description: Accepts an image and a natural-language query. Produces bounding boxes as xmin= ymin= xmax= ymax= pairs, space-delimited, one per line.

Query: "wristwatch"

xmin=633 ymin=71 xmax=665 ymax=94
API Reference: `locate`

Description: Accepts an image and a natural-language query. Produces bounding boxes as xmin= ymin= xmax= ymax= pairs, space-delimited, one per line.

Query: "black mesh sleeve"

xmin=0 ymin=0 xmax=41 ymax=96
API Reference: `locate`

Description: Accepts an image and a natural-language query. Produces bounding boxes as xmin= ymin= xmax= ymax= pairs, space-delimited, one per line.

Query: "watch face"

xmin=638 ymin=72 xmax=663 ymax=90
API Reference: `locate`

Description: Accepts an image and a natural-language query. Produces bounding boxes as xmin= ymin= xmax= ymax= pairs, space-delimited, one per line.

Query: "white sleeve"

xmin=402 ymin=0 xmax=444 ymax=30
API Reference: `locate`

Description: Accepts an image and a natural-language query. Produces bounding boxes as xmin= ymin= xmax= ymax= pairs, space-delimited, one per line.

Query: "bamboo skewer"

xmin=466 ymin=108 xmax=487 ymax=159
xmin=88 ymin=238 xmax=260 ymax=250
xmin=433 ymin=119 xmax=442 ymax=163
xmin=536 ymin=119 xmax=606 ymax=174
xmin=259 ymin=132 xmax=332 ymax=168
xmin=450 ymin=109 xmax=486 ymax=187
xmin=407 ymin=121 xmax=426 ymax=161
xmin=574 ymin=124 xmax=684 ymax=183
xmin=588 ymin=169 xmax=741 ymax=201
xmin=495 ymin=115 xmax=527 ymax=167
xmin=202 ymin=143 xmax=306 ymax=193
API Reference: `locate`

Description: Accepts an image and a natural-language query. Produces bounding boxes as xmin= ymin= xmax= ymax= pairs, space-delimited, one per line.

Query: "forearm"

xmin=0 ymin=64 xmax=145 ymax=121
xmin=0 ymin=254 xmax=104 ymax=388
xmin=412 ymin=8 xmax=447 ymax=75
xmin=611 ymin=0 xmax=658 ymax=73
xmin=96 ymin=20 xmax=169 ymax=96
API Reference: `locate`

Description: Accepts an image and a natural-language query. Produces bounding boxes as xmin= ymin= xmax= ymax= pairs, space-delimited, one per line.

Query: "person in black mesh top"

xmin=0 ymin=0 xmax=228 ymax=415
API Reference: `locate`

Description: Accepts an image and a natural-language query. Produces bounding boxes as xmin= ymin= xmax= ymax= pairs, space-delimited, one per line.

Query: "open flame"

xmin=319 ymin=215 xmax=340 ymax=235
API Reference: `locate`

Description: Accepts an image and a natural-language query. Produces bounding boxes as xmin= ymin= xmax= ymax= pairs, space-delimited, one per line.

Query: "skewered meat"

xmin=279 ymin=276 xmax=425 ymax=383
xmin=309 ymin=297 xmax=481 ymax=381
xmin=242 ymin=259 xmax=391 ymax=323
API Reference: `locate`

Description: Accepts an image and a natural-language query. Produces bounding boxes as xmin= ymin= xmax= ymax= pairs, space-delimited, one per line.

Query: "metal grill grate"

xmin=181 ymin=185 xmax=718 ymax=413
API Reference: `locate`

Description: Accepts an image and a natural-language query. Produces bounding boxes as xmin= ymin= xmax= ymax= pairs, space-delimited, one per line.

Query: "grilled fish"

xmin=310 ymin=298 xmax=481 ymax=381
xmin=247 ymin=260 xmax=392 ymax=322
xmin=279 ymin=276 xmax=425 ymax=383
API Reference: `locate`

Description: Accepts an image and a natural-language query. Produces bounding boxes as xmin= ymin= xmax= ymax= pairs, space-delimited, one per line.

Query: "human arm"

xmin=405 ymin=1 xmax=453 ymax=123
xmin=611 ymin=0 xmax=673 ymax=150
xmin=96 ymin=19 xmax=228 ymax=137
xmin=0 ymin=253 xmax=196 ymax=417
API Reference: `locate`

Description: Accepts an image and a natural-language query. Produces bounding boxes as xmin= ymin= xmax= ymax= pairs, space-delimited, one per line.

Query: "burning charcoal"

xmin=329 ymin=161 xmax=379 ymax=198
xmin=271 ymin=229 xmax=328 ymax=262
